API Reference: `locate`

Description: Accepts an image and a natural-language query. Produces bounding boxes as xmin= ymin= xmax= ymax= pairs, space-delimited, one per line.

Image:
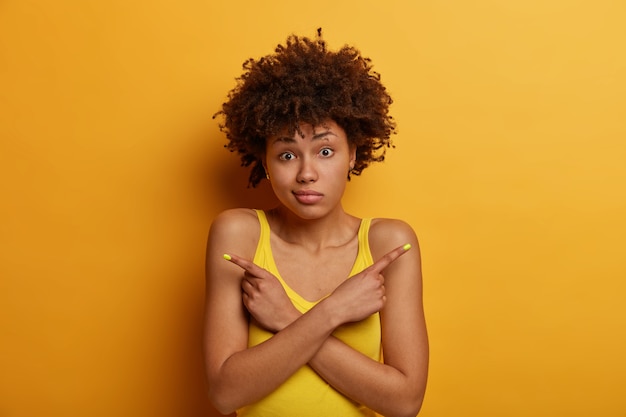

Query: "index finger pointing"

xmin=369 ymin=243 xmax=412 ymax=274
xmin=223 ymin=253 xmax=266 ymax=277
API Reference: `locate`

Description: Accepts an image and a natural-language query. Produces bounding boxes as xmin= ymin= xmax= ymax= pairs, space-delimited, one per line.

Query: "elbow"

xmin=407 ymin=395 xmax=425 ymax=417
xmin=211 ymin=401 xmax=235 ymax=416
xmin=206 ymin=364 xmax=244 ymax=415
xmin=404 ymin=390 xmax=426 ymax=417
xmin=389 ymin=392 xmax=425 ymax=417
xmin=208 ymin=385 xmax=239 ymax=416
xmin=394 ymin=372 xmax=427 ymax=417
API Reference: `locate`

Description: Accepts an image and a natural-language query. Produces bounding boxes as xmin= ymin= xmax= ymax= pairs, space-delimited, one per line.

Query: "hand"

xmin=327 ymin=243 xmax=411 ymax=325
xmin=223 ymin=254 xmax=301 ymax=332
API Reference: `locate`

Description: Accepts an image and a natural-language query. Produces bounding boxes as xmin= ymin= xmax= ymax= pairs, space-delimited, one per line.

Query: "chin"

xmin=279 ymin=201 xmax=324 ymax=220
xmin=293 ymin=204 xmax=342 ymax=221
xmin=291 ymin=208 xmax=325 ymax=220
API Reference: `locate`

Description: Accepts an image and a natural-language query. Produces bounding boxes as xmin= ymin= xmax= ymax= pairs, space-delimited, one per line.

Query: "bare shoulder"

xmin=369 ymin=218 xmax=420 ymax=260
xmin=210 ymin=208 xmax=259 ymax=236
xmin=208 ymin=208 xmax=260 ymax=261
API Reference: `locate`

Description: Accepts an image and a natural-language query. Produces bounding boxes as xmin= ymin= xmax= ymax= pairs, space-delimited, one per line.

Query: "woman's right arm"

xmin=203 ymin=209 xmax=358 ymax=415
xmin=203 ymin=209 xmax=256 ymax=414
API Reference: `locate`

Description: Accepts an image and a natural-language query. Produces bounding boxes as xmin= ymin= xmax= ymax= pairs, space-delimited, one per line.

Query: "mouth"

xmin=292 ymin=190 xmax=324 ymax=205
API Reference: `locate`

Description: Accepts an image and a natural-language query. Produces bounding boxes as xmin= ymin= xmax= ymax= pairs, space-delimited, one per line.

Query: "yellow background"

xmin=1 ymin=1 xmax=625 ymax=416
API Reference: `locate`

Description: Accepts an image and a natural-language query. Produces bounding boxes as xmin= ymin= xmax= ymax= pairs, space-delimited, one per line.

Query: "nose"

xmin=296 ymin=158 xmax=318 ymax=183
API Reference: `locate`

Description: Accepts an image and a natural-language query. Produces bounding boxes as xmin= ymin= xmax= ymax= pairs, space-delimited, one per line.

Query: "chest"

xmin=270 ymin=237 xmax=359 ymax=302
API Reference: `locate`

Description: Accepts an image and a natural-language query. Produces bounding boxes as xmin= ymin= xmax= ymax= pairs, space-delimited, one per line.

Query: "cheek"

xmin=329 ymin=158 xmax=352 ymax=175
xmin=268 ymin=163 xmax=289 ymax=178
xmin=268 ymin=168 xmax=293 ymax=192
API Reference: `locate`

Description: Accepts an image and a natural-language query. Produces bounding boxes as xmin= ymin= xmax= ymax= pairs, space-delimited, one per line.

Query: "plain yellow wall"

xmin=1 ymin=1 xmax=625 ymax=416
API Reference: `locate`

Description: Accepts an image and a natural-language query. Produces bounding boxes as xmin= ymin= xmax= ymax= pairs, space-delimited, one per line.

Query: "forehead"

xmin=270 ymin=120 xmax=345 ymax=143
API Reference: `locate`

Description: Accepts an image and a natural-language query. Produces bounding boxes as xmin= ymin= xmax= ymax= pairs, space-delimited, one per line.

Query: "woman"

xmin=204 ymin=30 xmax=428 ymax=417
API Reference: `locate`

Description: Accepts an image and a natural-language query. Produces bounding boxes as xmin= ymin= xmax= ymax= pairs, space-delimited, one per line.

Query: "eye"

xmin=279 ymin=152 xmax=295 ymax=161
xmin=319 ymin=148 xmax=334 ymax=157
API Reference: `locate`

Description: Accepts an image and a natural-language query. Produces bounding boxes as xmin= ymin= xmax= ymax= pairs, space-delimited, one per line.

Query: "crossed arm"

xmin=203 ymin=210 xmax=428 ymax=417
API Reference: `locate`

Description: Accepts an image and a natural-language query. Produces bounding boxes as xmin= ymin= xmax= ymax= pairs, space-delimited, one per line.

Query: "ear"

xmin=349 ymin=145 xmax=356 ymax=170
xmin=260 ymin=154 xmax=271 ymax=180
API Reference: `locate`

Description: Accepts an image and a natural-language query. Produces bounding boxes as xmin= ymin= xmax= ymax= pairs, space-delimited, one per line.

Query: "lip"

xmin=292 ymin=190 xmax=324 ymax=205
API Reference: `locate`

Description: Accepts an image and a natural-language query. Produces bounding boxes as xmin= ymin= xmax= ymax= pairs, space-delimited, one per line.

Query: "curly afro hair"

xmin=214 ymin=29 xmax=396 ymax=187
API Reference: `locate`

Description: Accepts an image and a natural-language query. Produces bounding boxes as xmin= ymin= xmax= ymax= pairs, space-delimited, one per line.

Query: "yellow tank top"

xmin=237 ymin=210 xmax=380 ymax=417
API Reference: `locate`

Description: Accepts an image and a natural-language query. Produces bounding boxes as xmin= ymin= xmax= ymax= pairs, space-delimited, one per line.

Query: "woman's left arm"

xmin=307 ymin=219 xmax=429 ymax=417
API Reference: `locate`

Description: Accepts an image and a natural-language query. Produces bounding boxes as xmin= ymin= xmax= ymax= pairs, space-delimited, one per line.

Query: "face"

xmin=264 ymin=120 xmax=356 ymax=220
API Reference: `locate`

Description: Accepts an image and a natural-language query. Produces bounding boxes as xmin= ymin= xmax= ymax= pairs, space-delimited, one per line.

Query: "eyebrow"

xmin=271 ymin=130 xmax=336 ymax=145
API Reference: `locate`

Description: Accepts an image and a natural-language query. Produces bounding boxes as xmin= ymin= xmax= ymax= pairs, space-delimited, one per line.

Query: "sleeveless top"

xmin=237 ymin=209 xmax=380 ymax=417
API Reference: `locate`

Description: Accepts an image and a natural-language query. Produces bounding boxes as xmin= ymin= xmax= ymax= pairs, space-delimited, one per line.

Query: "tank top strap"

xmin=254 ymin=209 xmax=269 ymax=241
xmin=253 ymin=209 xmax=270 ymax=267
xmin=350 ymin=217 xmax=374 ymax=276
xmin=357 ymin=217 xmax=373 ymax=260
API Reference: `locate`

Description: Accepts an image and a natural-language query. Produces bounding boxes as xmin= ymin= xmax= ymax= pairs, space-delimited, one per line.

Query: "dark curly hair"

xmin=213 ymin=29 xmax=396 ymax=187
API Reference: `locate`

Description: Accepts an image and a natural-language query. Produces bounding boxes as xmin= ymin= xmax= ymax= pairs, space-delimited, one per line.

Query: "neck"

xmin=268 ymin=205 xmax=359 ymax=250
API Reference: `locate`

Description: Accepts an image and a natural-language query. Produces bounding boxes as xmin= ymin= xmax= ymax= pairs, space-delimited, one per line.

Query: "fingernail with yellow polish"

xmin=403 ymin=243 xmax=412 ymax=251
xmin=223 ymin=254 xmax=232 ymax=261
